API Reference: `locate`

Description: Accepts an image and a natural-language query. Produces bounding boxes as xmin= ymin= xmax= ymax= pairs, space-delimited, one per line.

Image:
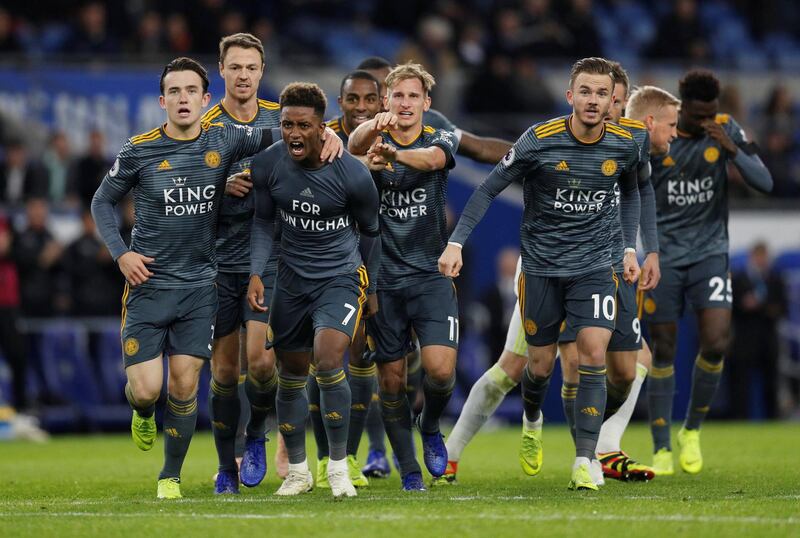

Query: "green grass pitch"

xmin=1 ymin=422 xmax=798 ymax=537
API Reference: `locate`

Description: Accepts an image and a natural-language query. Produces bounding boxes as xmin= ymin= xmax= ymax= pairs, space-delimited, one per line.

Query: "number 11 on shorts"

xmin=448 ymin=315 xmax=459 ymax=343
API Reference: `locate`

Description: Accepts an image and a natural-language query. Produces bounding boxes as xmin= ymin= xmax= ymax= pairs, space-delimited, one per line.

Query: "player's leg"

xmin=368 ymin=288 xmax=424 ymax=490
xmin=644 ymin=264 xmax=685 ymax=475
xmin=158 ymin=353 xmax=204 ymax=498
xmin=274 ymin=349 xmax=314 ymax=495
xmin=270 ymin=273 xmax=314 ymax=496
xmin=309 ymin=268 xmax=370 ymax=498
xmin=565 ymin=270 xmax=617 ymax=491
xmin=209 ymin=331 xmax=242 ymax=493
xmin=362 ymin=391 xmax=388 ymax=477
xmin=234 ymin=330 xmax=249 ymax=467
xmin=516 ymin=273 xmax=562 ymax=477
xmin=410 ymin=276 xmax=460 ymax=478
xmin=239 ymin=319 xmax=278 ymax=487
xmin=677 ymin=255 xmax=733 ymax=474
xmin=345 ymin=321 xmax=374 ymax=486
xmin=558 ymin=338 xmax=579 ymax=445
xmin=121 ymin=283 xmax=169 ymax=453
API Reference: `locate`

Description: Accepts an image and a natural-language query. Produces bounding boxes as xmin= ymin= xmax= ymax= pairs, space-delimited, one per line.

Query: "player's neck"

xmin=569 ymin=114 xmax=604 ymax=143
xmin=222 ymin=95 xmax=258 ymax=123
xmin=163 ymin=120 xmax=201 ymax=141
xmin=389 ymin=122 xmax=422 ymax=145
xmin=298 ymin=150 xmax=324 ymax=170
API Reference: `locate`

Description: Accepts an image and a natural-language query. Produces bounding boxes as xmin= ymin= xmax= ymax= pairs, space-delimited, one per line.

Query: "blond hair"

xmin=627 ymin=85 xmax=681 ymax=121
xmin=385 ymin=61 xmax=436 ymax=94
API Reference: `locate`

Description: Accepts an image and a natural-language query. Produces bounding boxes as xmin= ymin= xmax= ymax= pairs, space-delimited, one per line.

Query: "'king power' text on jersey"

xmin=650 ymin=113 xmax=747 ymax=267
xmin=371 ymin=126 xmax=459 ymax=290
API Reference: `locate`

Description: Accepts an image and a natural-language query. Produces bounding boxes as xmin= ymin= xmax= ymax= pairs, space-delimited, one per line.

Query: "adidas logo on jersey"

xmin=300 ymin=187 xmax=314 ymax=198
xmin=158 ymin=160 xmax=172 ymax=171
xmin=555 ymin=160 xmax=569 ymax=171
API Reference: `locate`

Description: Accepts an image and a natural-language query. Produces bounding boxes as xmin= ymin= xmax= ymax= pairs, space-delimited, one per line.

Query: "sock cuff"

xmin=316 ymin=368 xmax=347 ymax=387
xmin=349 ymin=363 xmax=377 ymax=377
xmin=210 ymin=378 xmax=237 ymax=397
xmin=696 ymin=354 xmax=724 ymax=373
xmin=487 ymin=363 xmax=519 ymax=393
xmin=167 ymin=395 xmax=198 ymax=416
xmin=279 ymin=373 xmax=308 ymax=390
xmin=650 ymin=364 xmax=675 ymax=378
xmin=379 ymin=391 xmax=406 ymax=408
xmin=561 ymin=383 xmax=578 ymax=400
xmin=308 ymin=364 xmax=317 ymax=376
xmin=577 ymin=365 xmax=606 ymax=376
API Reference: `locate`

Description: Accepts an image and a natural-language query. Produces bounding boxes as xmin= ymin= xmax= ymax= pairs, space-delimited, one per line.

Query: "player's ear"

xmin=566 ymin=89 xmax=574 ymax=107
xmin=159 ymin=95 xmax=167 ymax=111
xmin=423 ymin=94 xmax=431 ymax=112
xmin=645 ymin=114 xmax=656 ymax=131
xmin=202 ymin=92 xmax=211 ymax=108
xmin=383 ymin=94 xmax=389 ymax=110
xmin=338 ymin=95 xmax=343 ymax=107
xmin=218 ymin=62 xmax=224 ymax=77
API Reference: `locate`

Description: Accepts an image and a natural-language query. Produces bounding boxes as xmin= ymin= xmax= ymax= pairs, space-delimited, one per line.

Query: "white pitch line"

xmin=0 ymin=511 xmax=797 ymax=526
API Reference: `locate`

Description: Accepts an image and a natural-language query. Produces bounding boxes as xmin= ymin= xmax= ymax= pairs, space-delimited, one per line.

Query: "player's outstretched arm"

xmin=372 ymin=145 xmax=448 ymax=172
xmin=457 ymin=131 xmax=513 ymax=164
xmin=348 ymin=112 xmax=398 ymax=155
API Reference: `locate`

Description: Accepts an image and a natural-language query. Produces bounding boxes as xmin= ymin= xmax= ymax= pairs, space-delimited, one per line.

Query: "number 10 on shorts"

xmin=592 ymin=294 xmax=616 ymax=320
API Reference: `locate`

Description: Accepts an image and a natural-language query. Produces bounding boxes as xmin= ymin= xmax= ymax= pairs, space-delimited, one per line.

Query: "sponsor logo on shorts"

xmin=601 ymin=159 xmax=618 ymax=176
xmin=124 ymin=337 xmax=139 ymax=356
xmin=205 ymin=150 xmax=221 ymax=168
xmin=644 ymin=297 xmax=657 ymax=314
xmin=703 ymin=146 xmax=720 ymax=163
xmin=525 ymin=319 xmax=538 ymax=336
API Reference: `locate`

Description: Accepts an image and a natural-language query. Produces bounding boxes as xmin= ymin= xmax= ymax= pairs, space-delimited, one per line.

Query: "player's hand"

xmin=438 ymin=244 xmax=463 ymax=278
xmin=622 ymin=250 xmax=641 ymax=285
xmin=225 ymin=171 xmax=252 ymax=197
xmin=701 ymin=120 xmax=737 ymax=155
xmin=639 ymin=252 xmax=661 ymax=291
xmin=118 ymin=251 xmax=154 ymax=286
xmin=368 ymin=136 xmax=397 ymax=164
xmin=320 ymin=127 xmax=344 ymax=162
xmin=365 ymin=152 xmax=389 ymax=171
xmin=373 ymin=112 xmax=398 ymax=132
xmin=363 ymin=293 xmax=379 ymax=319
xmin=247 ymin=275 xmax=268 ymax=313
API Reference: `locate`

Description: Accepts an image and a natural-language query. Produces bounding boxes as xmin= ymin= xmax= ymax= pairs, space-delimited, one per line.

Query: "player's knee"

xmin=168 ymin=373 xmax=199 ymax=400
xmin=701 ymin=332 xmax=730 ymax=361
xmin=211 ymin=357 xmax=239 ymax=386
xmin=608 ymin=367 xmax=635 ymax=388
xmin=246 ymin=350 xmax=275 ymax=380
xmin=424 ymin=360 xmax=454 ymax=384
xmin=378 ymin=371 xmax=404 ymax=395
xmin=314 ymin=355 xmax=345 ymax=372
xmin=129 ymin=382 xmax=160 ymax=406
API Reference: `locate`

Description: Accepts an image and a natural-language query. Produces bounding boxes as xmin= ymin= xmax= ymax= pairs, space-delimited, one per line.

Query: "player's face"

xmin=159 ymin=70 xmax=211 ymax=128
xmin=364 ymin=67 xmax=391 ymax=110
xmin=386 ymin=77 xmax=430 ymax=130
xmin=606 ymin=82 xmax=628 ymax=124
xmin=567 ymin=73 xmax=613 ymax=128
xmin=649 ymin=104 xmax=679 ymax=155
xmin=338 ymin=78 xmax=380 ymax=131
xmin=281 ymin=106 xmax=325 ymax=164
xmin=219 ymin=46 xmax=264 ymax=102
xmin=680 ymin=98 xmax=717 ymax=136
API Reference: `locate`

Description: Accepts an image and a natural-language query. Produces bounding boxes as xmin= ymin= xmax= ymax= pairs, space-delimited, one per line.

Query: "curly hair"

xmin=279 ymin=82 xmax=327 ymax=118
xmin=679 ymin=69 xmax=720 ymax=102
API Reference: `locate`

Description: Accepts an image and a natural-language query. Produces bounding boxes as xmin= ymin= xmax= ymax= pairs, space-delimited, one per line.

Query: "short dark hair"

xmin=160 ymin=57 xmax=209 ymax=94
xmin=609 ymin=60 xmax=630 ymax=96
xmin=339 ymin=70 xmax=380 ymax=96
xmin=219 ymin=32 xmax=265 ymax=65
xmin=356 ymin=56 xmax=392 ymax=71
xmin=569 ymin=57 xmax=614 ymax=88
xmin=679 ymin=69 xmax=720 ymax=102
xmin=279 ymin=82 xmax=327 ymax=118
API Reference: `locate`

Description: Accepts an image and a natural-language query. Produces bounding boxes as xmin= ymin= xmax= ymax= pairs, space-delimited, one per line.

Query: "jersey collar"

xmin=565 ymin=114 xmax=605 ymax=145
xmin=220 ymin=99 xmax=259 ymax=124
xmin=386 ymin=126 xmax=423 ymax=147
xmin=160 ymin=123 xmax=201 ymax=143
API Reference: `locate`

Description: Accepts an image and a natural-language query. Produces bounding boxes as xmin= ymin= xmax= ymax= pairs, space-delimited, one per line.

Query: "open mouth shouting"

xmin=288 ymin=140 xmax=305 ymax=157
